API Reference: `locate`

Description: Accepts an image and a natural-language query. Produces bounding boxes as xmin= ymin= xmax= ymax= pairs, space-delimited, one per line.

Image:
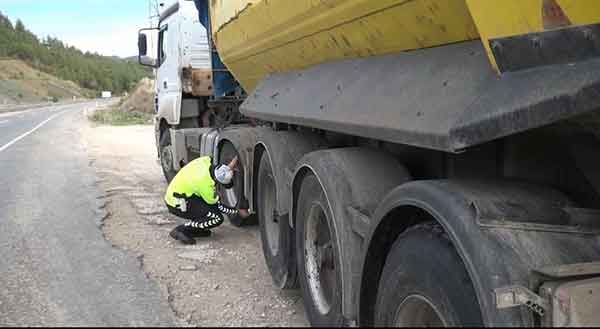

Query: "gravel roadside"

xmin=80 ymin=117 xmax=308 ymax=327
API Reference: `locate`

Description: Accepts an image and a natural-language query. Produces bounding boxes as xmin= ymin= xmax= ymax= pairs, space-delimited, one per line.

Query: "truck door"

xmin=157 ymin=22 xmax=182 ymax=124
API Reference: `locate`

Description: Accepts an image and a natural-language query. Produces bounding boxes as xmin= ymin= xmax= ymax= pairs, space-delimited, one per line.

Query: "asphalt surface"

xmin=0 ymin=102 xmax=175 ymax=326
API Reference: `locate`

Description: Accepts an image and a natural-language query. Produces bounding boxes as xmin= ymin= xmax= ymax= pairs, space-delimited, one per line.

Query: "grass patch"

xmin=89 ymin=108 xmax=153 ymax=126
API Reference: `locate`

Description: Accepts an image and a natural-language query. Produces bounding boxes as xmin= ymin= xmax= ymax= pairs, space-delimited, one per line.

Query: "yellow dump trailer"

xmin=162 ymin=1 xmax=600 ymax=327
xmin=209 ymin=0 xmax=600 ymax=92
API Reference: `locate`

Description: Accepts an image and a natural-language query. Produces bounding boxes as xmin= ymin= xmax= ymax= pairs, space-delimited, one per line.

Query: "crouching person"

xmin=164 ymin=155 xmax=250 ymax=244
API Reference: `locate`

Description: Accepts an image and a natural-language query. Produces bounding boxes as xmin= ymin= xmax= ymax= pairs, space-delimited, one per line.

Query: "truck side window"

xmin=158 ymin=25 xmax=168 ymax=66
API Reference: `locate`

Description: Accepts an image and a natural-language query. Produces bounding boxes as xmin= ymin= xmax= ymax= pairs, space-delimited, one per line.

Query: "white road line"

xmin=0 ymin=101 xmax=85 ymax=119
xmin=0 ymin=120 xmax=8 ymax=124
xmin=0 ymin=110 xmax=67 ymax=153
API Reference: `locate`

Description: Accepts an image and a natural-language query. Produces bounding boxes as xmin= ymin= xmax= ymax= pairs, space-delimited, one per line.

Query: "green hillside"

xmin=0 ymin=12 xmax=150 ymax=96
xmin=0 ymin=59 xmax=91 ymax=104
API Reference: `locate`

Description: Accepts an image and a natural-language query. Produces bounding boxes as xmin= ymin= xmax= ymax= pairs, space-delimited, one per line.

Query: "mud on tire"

xmin=257 ymin=152 xmax=297 ymax=289
xmin=159 ymin=131 xmax=177 ymax=183
xmin=375 ymin=222 xmax=483 ymax=327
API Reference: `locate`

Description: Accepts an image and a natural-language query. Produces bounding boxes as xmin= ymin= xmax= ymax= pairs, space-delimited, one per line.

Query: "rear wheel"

xmin=375 ymin=222 xmax=483 ymax=327
xmin=296 ymin=174 xmax=344 ymax=326
xmin=218 ymin=141 xmax=257 ymax=226
xmin=258 ymin=152 xmax=296 ymax=289
xmin=159 ymin=131 xmax=177 ymax=183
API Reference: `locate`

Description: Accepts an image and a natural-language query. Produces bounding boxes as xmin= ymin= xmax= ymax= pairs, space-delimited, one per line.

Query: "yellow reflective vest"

xmin=164 ymin=156 xmax=219 ymax=208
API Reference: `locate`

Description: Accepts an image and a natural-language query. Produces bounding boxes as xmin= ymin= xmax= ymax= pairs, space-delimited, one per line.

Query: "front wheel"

xmin=159 ymin=131 xmax=177 ymax=183
xmin=375 ymin=222 xmax=483 ymax=327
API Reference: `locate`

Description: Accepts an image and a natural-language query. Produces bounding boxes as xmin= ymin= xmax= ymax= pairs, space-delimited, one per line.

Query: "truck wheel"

xmin=296 ymin=173 xmax=344 ymax=326
xmin=159 ymin=131 xmax=177 ymax=183
xmin=258 ymin=152 xmax=296 ymax=289
xmin=375 ymin=222 xmax=483 ymax=327
xmin=218 ymin=141 xmax=257 ymax=226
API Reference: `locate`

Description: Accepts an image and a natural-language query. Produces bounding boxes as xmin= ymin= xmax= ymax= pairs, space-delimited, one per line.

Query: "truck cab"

xmin=138 ymin=0 xmax=212 ymax=181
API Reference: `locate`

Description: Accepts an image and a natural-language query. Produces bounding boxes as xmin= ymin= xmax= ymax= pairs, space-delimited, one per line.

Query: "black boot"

xmin=185 ymin=226 xmax=212 ymax=238
xmin=169 ymin=225 xmax=196 ymax=245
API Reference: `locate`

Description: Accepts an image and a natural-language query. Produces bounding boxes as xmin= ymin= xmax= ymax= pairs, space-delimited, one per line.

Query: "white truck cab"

xmin=138 ymin=0 xmax=212 ymax=181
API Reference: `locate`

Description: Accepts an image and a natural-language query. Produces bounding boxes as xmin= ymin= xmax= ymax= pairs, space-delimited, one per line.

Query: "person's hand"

xmin=238 ymin=209 xmax=250 ymax=219
xmin=228 ymin=156 xmax=239 ymax=171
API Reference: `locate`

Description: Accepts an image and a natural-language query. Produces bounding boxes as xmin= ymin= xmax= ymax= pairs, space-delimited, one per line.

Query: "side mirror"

xmin=139 ymin=55 xmax=157 ymax=67
xmin=138 ymin=33 xmax=148 ymax=56
xmin=137 ymin=27 xmax=158 ymax=68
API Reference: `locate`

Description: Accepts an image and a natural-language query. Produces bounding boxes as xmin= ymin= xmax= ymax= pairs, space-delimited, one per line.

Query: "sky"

xmin=0 ymin=0 xmax=175 ymax=57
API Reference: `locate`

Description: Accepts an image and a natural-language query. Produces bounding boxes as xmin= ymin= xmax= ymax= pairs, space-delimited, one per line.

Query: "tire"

xmin=258 ymin=153 xmax=296 ymax=289
xmin=217 ymin=141 xmax=257 ymax=227
xmin=375 ymin=222 xmax=483 ymax=327
xmin=159 ymin=131 xmax=177 ymax=183
xmin=296 ymin=174 xmax=345 ymax=326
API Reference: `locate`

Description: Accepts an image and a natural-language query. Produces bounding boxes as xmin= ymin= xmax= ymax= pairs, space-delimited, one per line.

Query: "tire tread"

xmin=375 ymin=220 xmax=483 ymax=327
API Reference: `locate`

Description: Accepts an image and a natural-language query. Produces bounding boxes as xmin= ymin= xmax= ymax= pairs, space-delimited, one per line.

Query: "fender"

xmin=156 ymin=92 xmax=181 ymax=126
xmin=358 ymin=180 xmax=600 ymax=326
xmin=255 ymin=131 xmax=326 ymax=226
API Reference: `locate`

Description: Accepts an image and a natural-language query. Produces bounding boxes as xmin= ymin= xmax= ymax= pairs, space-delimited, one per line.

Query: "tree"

xmin=0 ymin=11 xmax=13 ymax=29
xmin=0 ymin=15 xmax=151 ymax=95
xmin=14 ymin=19 xmax=25 ymax=32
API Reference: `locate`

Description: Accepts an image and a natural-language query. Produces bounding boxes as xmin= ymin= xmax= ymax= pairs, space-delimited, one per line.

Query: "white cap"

xmin=214 ymin=164 xmax=233 ymax=185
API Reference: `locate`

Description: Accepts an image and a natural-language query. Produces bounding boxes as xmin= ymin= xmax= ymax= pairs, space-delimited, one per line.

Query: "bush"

xmin=89 ymin=108 xmax=153 ymax=126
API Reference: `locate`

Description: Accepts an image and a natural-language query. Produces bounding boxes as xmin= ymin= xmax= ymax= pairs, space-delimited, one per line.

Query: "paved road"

xmin=0 ymin=103 xmax=175 ymax=326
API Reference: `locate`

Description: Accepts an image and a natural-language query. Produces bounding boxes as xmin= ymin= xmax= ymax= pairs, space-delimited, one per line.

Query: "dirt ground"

xmin=118 ymin=78 xmax=155 ymax=114
xmin=80 ymin=116 xmax=308 ymax=327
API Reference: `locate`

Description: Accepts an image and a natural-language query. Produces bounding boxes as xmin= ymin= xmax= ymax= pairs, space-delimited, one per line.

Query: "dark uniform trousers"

xmin=166 ymin=194 xmax=238 ymax=232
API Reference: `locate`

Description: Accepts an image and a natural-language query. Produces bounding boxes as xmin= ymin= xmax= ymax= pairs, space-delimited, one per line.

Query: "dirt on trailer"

xmin=80 ymin=119 xmax=307 ymax=327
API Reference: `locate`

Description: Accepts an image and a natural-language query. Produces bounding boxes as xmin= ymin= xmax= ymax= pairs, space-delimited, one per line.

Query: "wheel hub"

xmin=305 ymin=202 xmax=336 ymax=316
xmin=394 ymin=295 xmax=447 ymax=327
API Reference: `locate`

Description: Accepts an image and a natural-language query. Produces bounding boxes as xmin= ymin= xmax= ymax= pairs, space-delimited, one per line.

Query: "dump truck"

xmin=139 ymin=0 xmax=600 ymax=326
